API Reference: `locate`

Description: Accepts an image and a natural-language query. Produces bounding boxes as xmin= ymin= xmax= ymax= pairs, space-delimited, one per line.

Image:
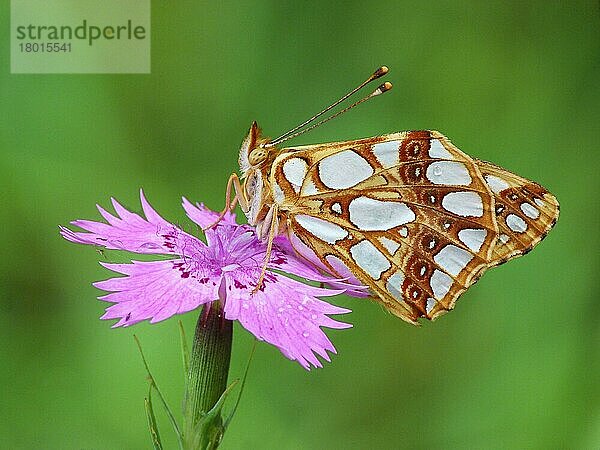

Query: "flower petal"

xmin=95 ymin=260 xmax=221 ymax=327
xmin=60 ymin=190 xmax=205 ymax=255
xmin=182 ymin=197 xmax=237 ymax=229
xmin=222 ymin=272 xmax=351 ymax=369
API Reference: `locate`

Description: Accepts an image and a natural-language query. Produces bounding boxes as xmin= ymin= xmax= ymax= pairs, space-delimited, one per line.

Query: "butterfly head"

xmin=238 ymin=121 xmax=272 ymax=173
xmin=238 ymin=121 xmax=277 ymax=226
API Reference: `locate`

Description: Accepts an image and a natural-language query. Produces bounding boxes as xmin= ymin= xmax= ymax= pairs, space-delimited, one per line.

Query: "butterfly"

xmin=214 ymin=67 xmax=559 ymax=325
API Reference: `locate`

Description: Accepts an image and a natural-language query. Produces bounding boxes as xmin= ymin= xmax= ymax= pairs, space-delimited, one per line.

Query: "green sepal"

xmin=183 ymin=304 xmax=233 ymax=449
xmin=186 ymin=379 xmax=239 ymax=450
xmin=190 ymin=340 xmax=256 ymax=448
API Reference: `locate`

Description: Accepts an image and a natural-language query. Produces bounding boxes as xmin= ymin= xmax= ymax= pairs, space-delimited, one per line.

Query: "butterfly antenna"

xmin=266 ymin=66 xmax=391 ymax=147
xmin=266 ymin=81 xmax=392 ymax=147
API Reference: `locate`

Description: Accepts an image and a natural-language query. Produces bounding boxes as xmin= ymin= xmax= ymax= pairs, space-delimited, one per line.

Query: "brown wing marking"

xmin=475 ymin=159 xmax=559 ymax=267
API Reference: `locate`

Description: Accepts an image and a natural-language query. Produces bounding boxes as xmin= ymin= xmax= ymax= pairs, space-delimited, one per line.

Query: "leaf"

xmin=224 ymin=340 xmax=257 ymax=428
xmin=134 ymin=334 xmax=184 ymax=450
xmin=145 ymin=386 xmax=163 ymax=450
xmin=178 ymin=320 xmax=190 ymax=382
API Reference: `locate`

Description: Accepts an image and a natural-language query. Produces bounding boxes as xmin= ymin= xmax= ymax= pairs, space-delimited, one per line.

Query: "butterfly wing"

xmin=475 ymin=159 xmax=559 ymax=267
xmin=270 ymin=131 xmax=499 ymax=324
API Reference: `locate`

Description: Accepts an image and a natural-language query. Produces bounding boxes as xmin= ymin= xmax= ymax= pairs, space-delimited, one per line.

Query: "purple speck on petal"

xmin=271 ymin=256 xmax=286 ymax=265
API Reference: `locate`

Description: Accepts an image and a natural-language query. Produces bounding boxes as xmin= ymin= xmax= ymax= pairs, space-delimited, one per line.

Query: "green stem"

xmin=183 ymin=302 xmax=233 ymax=449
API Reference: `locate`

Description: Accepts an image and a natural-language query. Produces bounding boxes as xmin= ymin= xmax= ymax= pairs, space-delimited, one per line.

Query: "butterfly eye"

xmin=248 ymin=147 xmax=267 ymax=166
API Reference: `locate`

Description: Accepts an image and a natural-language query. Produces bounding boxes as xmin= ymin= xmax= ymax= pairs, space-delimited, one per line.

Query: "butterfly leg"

xmin=204 ymin=173 xmax=248 ymax=230
xmin=251 ymin=204 xmax=279 ymax=294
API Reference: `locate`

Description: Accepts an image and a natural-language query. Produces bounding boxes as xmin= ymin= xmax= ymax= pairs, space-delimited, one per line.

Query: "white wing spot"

xmin=302 ymin=179 xmax=319 ymax=196
xmin=428 ymin=139 xmax=453 ymax=159
xmin=434 ymin=244 xmax=474 ymax=276
xmin=273 ymin=181 xmax=285 ymax=204
xmin=458 ymin=228 xmax=488 ymax=253
xmin=400 ymin=227 xmax=408 ymax=237
xmin=348 ymin=196 xmax=416 ymax=230
xmin=319 ymin=150 xmax=373 ymax=189
xmin=295 ymin=214 xmax=348 ymax=243
xmin=331 ymin=202 xmax=342 ymax=214
xmin=283 ymin=158 xmax=308 ymax=193
xmin=426 ymin=298 xmax=436 ymax=314
xmin=506 ymin=214 xmax=527 ymax=233
xmin=426 ymin=161 xmax=472 ymax=186
xmin=350 ymin=240 xmax=391 ymax=280
xmin=371 ymin=141 xmax=400 ymax=168
xmin=442 ymin=191 xmax=484 ymax=217
xmin=520 ymin=202 xmax=540 ymax=219
xmin=484 ymin=174 xmax=510 ymax=194
xmin=378 ymin=236 xmax=400 ymax=255
xmin=534 ymin=198 xmax=544 ymax=207
xmin=386 ymin=271 xmax=405 ymax=301
xmin=430 ymin=269 xmax=453 ymax=300
xmin=499 ymin=234 xmax=510 ymax=244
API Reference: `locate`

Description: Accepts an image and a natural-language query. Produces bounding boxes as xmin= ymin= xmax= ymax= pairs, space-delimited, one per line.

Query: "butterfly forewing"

xmin=476 ymin=159 xmax=559 ymax=267
xmin=270 ymin=131 xmax=500 ymax=323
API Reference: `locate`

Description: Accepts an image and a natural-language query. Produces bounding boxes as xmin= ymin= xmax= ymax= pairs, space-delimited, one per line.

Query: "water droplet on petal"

xmin=242 ymin=302 xmax=249 ymax=309
xmin=311 ymin=314 xmax=317 ymax=320
xmin=298 ymin=305 xmax=304 ymax=311
xmin=278 ymin=307 xmax=284 ymax=313
xmin=302 ymin=332 xmax=309 ymax=338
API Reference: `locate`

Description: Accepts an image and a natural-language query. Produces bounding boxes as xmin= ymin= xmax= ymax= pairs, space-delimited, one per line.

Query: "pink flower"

xmin=60 ymin=190 xmax=354 ymax=369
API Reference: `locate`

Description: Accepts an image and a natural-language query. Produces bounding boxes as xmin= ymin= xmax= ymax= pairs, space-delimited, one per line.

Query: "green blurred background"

xmin=1 ymin=1 xmax=599 ymax=448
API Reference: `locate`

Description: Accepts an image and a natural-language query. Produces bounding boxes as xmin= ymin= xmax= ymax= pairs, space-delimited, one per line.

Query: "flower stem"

xmin=183 ymin=303 xmax=232 ymax=449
